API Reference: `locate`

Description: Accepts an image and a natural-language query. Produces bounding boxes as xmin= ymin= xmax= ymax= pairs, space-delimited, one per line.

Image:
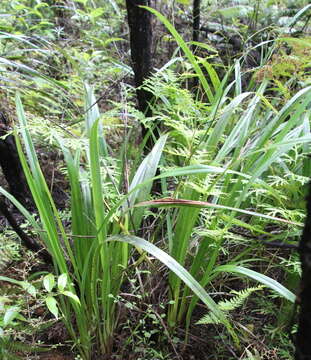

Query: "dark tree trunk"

xmin=191 ymin=0 xmax=200 ymax=90
xmin=296 ymin=182 xmax=311 ymax=359
xmin=125 ymin=0 xmax=156 ymax=148
xmin=0 ymin=112 xmax=29 ymax=205
xmin=0 ymin=199 xmax=52 ymax=264
xmin=192 ymin=0 xmax=201 ymax=46
xmin=0 ymin=111 xmax=51 ymax=264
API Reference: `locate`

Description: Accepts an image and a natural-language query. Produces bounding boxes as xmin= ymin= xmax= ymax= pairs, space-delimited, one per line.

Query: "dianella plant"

xmin=4 ymin=88 xmax=245 ymax=358
xmin=139 ymin=7 xmax=308 ymax=332
xmin=6 ymin=87 xmax=169 ymax=357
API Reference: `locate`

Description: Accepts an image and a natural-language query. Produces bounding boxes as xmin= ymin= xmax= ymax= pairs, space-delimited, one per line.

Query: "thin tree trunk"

xmin=296 ymin=182 xmax=311 ymax=359
xmin=0 ymin=112 xmax=29 ymax=205
xmin=0 ymin=199 xmax=52 ymax=264
xmin=191 ymin=0 xmax=201 ymax=89
xmin=125 ymin=0 xmax=156 ymax=148
xmin=192 ymin=0 xmax=201 ymax=46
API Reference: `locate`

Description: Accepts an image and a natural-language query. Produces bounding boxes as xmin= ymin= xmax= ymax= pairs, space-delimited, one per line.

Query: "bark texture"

xmin=0 ymin=112 xmax=29 ymax=205
xmin=0 ymin=199 xmax=52 ymax=264
xmin=192 ymin=0 xmax=201 ymax=45
xmin=0 ymin=111 xmax=52 ymax=264
xmin=125 ymin=0 xmax=155 ymax=143
xmin=296 ymin=182 xmax=311 ymax=360
xmin=191 ymin=0 xmax=201 ymax=90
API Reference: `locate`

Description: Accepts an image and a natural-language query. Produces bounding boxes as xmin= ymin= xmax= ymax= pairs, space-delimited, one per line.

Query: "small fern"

xmin=197 ymin=285 xmax=265 ymax=325
xmin=0 ymin=336 xmax=49 ymax=360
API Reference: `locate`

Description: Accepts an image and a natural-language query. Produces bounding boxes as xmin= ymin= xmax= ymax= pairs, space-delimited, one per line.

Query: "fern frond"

xmin=218 ymin=285 xmax=265 ymax=311
xmin=0 ymin=337 xmax=50 ymax=359
xmin=197 ymin=285 xmax=265 ymax=325
xmin=196 ymin=311 xmax=227 ymax=325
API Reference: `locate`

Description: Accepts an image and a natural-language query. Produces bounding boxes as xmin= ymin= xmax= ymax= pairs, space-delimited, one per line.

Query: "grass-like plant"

xmin=2 ymin=91 xmax=245 ymax=358
xmin=10 ymin=90 xmax=168 ymax=357
xmin=140 ymin=6 xmax=308 ymax=333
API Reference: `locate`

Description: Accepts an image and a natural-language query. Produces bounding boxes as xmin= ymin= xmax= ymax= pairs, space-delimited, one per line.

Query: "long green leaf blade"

xmin=108 ymin=234 xmax=239 ymax=345
xmin=214 ymin=265 xmax=296 ymax=303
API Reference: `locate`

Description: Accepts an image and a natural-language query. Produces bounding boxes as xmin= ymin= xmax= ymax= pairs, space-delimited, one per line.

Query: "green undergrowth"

xmin=0 ymin=1 xmax=310 ymax=359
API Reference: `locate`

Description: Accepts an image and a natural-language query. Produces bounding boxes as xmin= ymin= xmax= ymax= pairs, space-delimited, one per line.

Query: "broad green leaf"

xmin=62 ymin=291 xmax=81 ymax=305
xmin=21 ymin=282 xmax=37 ymax=297
xmin=3 ymin=307 xmax=20 ymax=326
xmin=57 ymin=274 xmax=68 ymax=292
xmin=43 ymin=274 xmax=55 ymax=293
xmin=45 ymin=296 xmax=59 ymax=319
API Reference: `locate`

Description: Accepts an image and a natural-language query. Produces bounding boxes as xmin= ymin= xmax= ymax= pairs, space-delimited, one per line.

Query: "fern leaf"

xmin=197 ymin=285 xmax=265 ymax=325
xmin=218 ymin=285 xmax=265 ymax=311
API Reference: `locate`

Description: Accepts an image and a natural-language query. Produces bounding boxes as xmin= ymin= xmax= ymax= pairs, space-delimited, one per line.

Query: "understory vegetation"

xmin=0 ymin=0 xmax=310 ymax=359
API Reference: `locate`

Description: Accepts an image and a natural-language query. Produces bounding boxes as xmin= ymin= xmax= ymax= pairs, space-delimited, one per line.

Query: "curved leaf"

xmin=214 ymin=265 xmax=296 ymax=303
xmin=135 ymin=198 xmax=302 ymax=226
xmin=107 ymin=234 xmax=239 ymax=345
